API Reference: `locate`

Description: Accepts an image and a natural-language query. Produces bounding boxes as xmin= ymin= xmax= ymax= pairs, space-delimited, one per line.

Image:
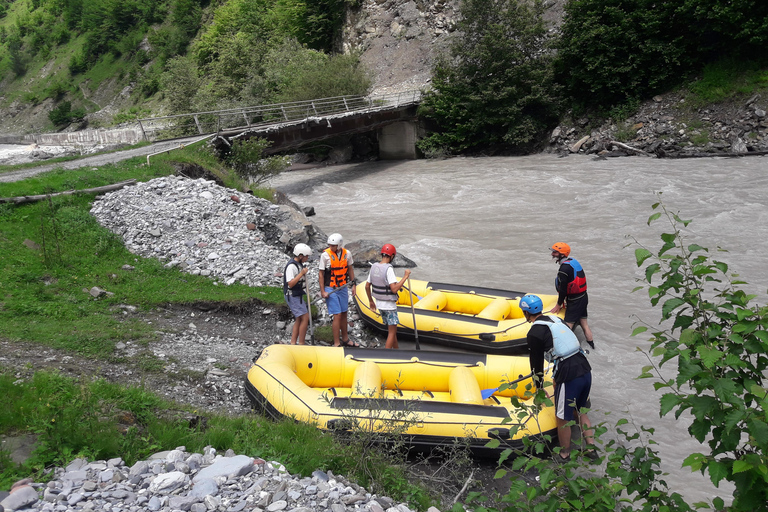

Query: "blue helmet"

xmin=519 ymin=294 xmax=543 ymax=314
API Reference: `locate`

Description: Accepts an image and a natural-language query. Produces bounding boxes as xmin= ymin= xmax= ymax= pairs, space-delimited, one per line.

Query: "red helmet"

xmin=550 ymin=242 xmax=571 ymax=257
xmin=381 ymin=243 xmax=396 ymax=257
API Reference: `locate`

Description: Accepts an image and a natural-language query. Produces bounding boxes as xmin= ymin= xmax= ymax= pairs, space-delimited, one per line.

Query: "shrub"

xmin=225 ymin=137 xmax=290 ymax=187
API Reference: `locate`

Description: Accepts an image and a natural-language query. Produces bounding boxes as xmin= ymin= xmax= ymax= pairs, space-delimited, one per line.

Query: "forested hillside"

xmin=1 ymin=0 xmax=767 ymax=158
xmin=0 ymin=0 xmax=371 ymax=134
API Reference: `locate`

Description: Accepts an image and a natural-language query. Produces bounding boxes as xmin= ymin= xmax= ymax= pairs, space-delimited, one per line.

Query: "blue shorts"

xmin=324 ymin=286 xmax=349 ymax=315
xmin=554 ymin=372 xmax=592 ymax=420
xmin=380 ymin=309 xmax=399 ymax=326
xmin=285 ymin=293 xmax=308 ymax=317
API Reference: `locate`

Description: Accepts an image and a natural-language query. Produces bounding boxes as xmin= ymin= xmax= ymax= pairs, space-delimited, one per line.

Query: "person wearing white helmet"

xmin=318 ymin=233 xmax=358 ymax=347
xmin=283 ymin=243 xmax=312 ymax=345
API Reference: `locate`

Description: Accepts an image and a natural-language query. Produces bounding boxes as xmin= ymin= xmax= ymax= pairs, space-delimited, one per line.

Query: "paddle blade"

xmin=481 ymin=387 xmax=499 ymax=400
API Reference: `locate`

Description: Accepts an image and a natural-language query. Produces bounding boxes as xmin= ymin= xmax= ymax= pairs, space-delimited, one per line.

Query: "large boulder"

xmin=345 ymin=239 xmax=417 ymax=269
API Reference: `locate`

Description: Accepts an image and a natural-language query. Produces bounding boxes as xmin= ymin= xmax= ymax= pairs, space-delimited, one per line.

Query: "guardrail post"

xmin=343 ymin=98 xmax=349 ymax=111
xmin=281 ymin=106 xmax=289 ymax=121
xmin=194 ymin=115 xmax=203 ymax=134
xmin=243 ymin=111 xmax=250 ymax=126
xmin=138 ymin=120 xmax=148 ymax=142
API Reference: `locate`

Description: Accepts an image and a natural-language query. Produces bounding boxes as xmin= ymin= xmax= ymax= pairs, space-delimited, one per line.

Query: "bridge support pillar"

xmin=378 ymin=121 xmax=419 ymax=160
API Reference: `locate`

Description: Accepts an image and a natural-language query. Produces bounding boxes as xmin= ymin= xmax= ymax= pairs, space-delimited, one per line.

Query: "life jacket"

xmin=283 ymin=259 xmax=305 ymax=297
xmin=369 ymin=262 xmax=397 ymax=301
xmin=533 ymin=316 xmax=582 ymax=367
xmin=555 ymin=257 xmax=587 ymax=295
xmin=323 ymin=248 xmax=349 ymax=287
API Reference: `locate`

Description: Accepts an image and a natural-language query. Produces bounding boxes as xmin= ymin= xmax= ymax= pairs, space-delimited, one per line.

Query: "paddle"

xmin=407 ymin=276 xmax=420 ymax=350
xmin=304 ymin=269 xmax=314 ymax=345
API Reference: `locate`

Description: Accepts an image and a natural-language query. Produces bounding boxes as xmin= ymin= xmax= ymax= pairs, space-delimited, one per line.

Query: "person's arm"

xmin=527 ymin=327 xmax=547 ymax=392
xmin=365 ymin=280 xmax=376 ymax=312
xmin=286 ymin=264 xmax=307 ymax=289
xmin=389 ymin=268 xmax=411 ymax=293
xmin=347 ymin=253 xmax=356 ymax=295
xmin=551 ymin=265 xmax=571 ymax=312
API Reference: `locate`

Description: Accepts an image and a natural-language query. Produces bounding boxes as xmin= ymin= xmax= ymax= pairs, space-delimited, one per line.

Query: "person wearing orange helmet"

xmin=365 ymin=243 xmax=411 ymax=349
xmin=550 ymin=242 xmax=595 ymax=350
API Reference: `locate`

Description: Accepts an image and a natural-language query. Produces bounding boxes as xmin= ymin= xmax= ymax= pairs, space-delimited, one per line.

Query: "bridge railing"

xmin=137 ymin=90 xmax=422 ymax=143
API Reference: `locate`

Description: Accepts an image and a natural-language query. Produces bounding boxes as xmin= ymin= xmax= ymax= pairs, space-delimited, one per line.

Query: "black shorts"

xmin=564 ymin=293 xmax=588 ymax=324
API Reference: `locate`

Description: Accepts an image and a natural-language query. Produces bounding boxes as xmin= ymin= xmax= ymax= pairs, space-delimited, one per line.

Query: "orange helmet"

xmin=381 ymin=243 xmax=396 ymax=257
xmin=550 ymin=242 xmax=571 ymax=257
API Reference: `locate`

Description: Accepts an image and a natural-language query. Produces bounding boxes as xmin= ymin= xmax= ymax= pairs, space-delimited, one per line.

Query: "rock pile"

xmin=0 ymin=446 xmax=441 ymax=512
xmin=549 ymin=92 xmax=768 ymax=157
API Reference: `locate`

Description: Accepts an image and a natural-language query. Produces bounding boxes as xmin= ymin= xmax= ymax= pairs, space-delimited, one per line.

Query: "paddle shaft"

xmin=407 ymin=276 xmax=420 ymax=350
xmin=304 ymin=271 xmax=314 ymax=345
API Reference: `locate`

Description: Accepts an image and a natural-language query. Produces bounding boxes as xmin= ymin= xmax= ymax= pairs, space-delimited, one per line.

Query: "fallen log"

xmin=0 ymin=179 xmax=137 ymax=204
xmin=609 ymin=140 xmax=654 ymax=157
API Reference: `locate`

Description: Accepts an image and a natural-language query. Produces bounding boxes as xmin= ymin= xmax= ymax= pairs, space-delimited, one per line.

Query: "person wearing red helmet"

xmin=550 ymin=242 xmax=595 ymax=350
xmin=365 ymin=243 xmax=411 ymax=349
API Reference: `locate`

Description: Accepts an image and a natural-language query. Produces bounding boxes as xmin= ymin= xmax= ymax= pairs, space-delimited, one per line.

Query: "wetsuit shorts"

xmin=324 ymin=286 xmax=349 ymax=315
xmin=380 ymin=309 xmax=399 ymax=326
xmin=285 ymin=293 xmax=308 ymax=317
xmin=564 ymin=293 xmax=588 ymax=324
xmin=554 ymin=371 xmax=592 ymax=421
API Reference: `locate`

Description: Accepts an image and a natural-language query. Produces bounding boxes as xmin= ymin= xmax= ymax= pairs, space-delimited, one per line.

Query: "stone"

xmin=0 ymin=485 xmax=39 ymax=510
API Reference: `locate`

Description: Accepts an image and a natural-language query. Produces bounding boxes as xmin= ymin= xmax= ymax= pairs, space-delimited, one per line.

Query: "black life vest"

xmin=283 ymin=259 xmax=305 ymax=297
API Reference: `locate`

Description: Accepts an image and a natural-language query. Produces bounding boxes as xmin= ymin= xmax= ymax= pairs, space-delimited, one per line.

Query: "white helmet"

xmin=293 ymin=243 xmax=312 ymax=257
xmin=327 ymin=233 xmax=343 ymax=246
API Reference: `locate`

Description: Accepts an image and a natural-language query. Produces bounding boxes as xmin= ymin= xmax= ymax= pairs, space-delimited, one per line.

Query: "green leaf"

xmin=645 ymin=263 xmax=660 ymax=282
xmin=714 ymin=261 xmax=728 ymax=273
xmin=698 ymin=346 xmax=725 ymax=368
xmin=659 ymin=241 xmax=676 ymax=256
xmin=659 ymin=393 xmax=680 ymax=416
xmin=707 ymin=460 xmax=728 ymax=485
xmin=687 ymin=244 xmax=706 ymax=253
xmin=682 ymin=452 xmax=705 ymax=472
xmin=661 ymin=298 xmax=685 ymax=319
xmin=635 ymin=248 xmax=653 ymax=266
xmin=747 ymin=419 xmax=768 ymax=447
xmin=494 ymin=468 xmax=508 ymax=479
xmin=733 ymin=459 xmax=752 ymax=475
xmin=631 ymin=326 xmax=648 ymax=337
xmin=647 ymin=212 xmax=661 ymax=225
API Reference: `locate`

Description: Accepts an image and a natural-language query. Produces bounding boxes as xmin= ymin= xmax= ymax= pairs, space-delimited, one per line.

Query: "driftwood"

xmin=0 ymin=179 xmax=137 ymax=204
xmin=609 ymin=140 xmax=653 ymax=157
xmin=660 ymin=149 xmax=768 ymax=159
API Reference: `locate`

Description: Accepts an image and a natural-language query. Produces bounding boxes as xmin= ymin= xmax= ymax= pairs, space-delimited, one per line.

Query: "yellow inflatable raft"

xmin=353 ymin=279 xmax=563 ymax=353
xmin=244 ymin=345 xmax=556 ymax=453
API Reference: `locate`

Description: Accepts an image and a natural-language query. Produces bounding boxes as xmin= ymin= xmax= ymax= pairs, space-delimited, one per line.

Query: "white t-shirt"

xmin=285 ymin=260 xmax=302 ymax=283
xmin=367 ymin=265 xmax=398 ymax=310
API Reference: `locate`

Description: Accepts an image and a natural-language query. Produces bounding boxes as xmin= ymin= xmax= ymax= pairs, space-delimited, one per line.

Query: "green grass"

xmin=0 ymin=370 xmax=435 ymax=509
xmin=0 ymin=144 xmax=279 ymax=357
xmin=686 ymin=58 xmax=768 ymax=107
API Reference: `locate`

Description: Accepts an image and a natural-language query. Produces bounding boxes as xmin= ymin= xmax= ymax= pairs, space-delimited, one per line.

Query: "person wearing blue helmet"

xmin=520 ymin=294 xmax=596 ymax=462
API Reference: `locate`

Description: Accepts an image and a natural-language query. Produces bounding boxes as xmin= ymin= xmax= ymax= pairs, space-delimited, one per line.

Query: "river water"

xmin=271 ymin=153 xmax=768 ymax=504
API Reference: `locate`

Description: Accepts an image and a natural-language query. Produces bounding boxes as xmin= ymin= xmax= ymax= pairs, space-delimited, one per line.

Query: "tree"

xmin=225 ymin=137 xmax=290 ymax=187
xmin=418 ymin=0 xmax=561 ymax=155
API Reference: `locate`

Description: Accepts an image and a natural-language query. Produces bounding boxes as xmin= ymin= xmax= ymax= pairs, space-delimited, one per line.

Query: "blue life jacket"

xmin=533 ymin=316 xmax=582 ymax=368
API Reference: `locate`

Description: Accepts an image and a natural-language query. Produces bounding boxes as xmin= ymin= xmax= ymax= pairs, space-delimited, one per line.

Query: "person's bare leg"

xmin=296 ymin=314 xmax=308 ymax=345
xmin=339 ymin=311 xmax=349 ymax=343
xmin=556 ymin=417 xmax=572 ymax=458
xmin=332 ymin=314 xmax=342 ymax=346
xmin=385 ymin=324 xmax=398 ymax=349
xmin=580 ymin=318 xmax=594 ymax=344
xmin=578 ymin=412 xmax=595 ymax=446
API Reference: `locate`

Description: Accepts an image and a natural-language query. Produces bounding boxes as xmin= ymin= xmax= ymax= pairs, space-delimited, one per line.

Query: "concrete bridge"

xmin=137 ymin=91 xmax=423 ymax=160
